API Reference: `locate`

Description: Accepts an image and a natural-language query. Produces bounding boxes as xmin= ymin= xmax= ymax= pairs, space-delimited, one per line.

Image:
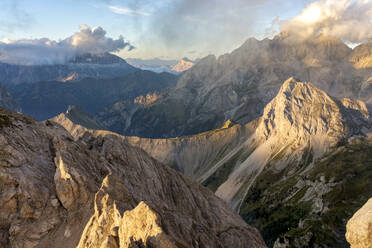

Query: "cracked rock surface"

xmin=0 ymin=107 xmax=266 ymax=248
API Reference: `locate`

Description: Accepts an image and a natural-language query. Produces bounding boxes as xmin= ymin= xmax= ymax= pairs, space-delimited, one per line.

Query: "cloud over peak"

xmin=0 ymin=25 xmax=133 ymax=65
xmin=280 ymin=0 xmax=372 ymax=43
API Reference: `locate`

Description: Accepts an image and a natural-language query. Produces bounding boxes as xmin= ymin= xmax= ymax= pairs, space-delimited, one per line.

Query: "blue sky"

xmin=0 ymin=0 xmax=312 ymax=59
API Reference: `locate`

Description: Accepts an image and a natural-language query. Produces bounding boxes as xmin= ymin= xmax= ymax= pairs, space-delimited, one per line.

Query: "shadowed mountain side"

xmin=0 ymin=85 xmax=20 ymax=111
xmin=9 ymin=70 xmax=178 ymax=120
xmin=0 ymin=53 xmax=138 ymax=86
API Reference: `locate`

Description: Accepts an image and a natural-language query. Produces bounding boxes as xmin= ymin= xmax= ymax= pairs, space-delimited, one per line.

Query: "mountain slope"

xmin=54 ymin=112 xmax=259 ymax=177
xmin=0 ymin=85 xmax=19 ymax=111
xmin=97 ymin=34 xmax=372 ymax=138
xmin=56 ymin=78 xmax=372 ymax=247
xmin=0 ymin=53 xmax=137 ymax=86
xmin=0 ymin=107 xmax=266 ymax=248
xmin=205 ymin=78 xmax=372 ymax=247
xmin=9 ymin=70 xmax=178 ymax=120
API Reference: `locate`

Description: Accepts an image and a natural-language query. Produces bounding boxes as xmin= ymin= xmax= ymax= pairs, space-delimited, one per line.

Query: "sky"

xmin=0 ymin=0 xmax=371 ymax=62
xmin=0 ymin=0 xmax=312 ymax=60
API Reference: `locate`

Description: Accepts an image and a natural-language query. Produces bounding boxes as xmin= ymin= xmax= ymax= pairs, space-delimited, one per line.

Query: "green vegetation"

xmin=240 ymin=167 xmax=312 ymax=247
xmin=239 ymin=138 xmax=372 ymax=247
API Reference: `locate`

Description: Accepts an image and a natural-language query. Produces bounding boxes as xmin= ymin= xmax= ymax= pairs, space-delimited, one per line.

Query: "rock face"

xmin=171 ymin=58 xmax=195 ymax=73
xmin=55 ymin=110 xmax=259 ymax=178
xmin=9 ymin=70 xmax=177 ymax=120
xmin=0 ymin=107 xmax=266 ymax=248
xmin=346 ymin=198 xmax=372 ymax=248
xmin=96 ymin=34 xmax=372 ymax=138
xmin=0 ymin=53 xmax=137 ymax=86
xmin=54 ymin=105 xmax=105 ymax=130
xmin=0 ymin=85 xmax=19 ymax=111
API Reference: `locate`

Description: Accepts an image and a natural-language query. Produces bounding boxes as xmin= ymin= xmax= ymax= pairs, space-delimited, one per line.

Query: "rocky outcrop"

xmin=346 ymin=198 xmax=372 ymax=248
xmin=171 ymin=58 xmax=195 ymax=73
xmin=0 ymin=107 xmax=266 ymax=248
xmin=52 ymin=105 xmax=105 ymax=131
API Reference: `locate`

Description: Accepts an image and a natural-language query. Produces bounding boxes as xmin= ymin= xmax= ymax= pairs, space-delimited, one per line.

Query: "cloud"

xmin=108 ymin=5 xmax=150 ymax=16
xmin=0 ymin=25 xmax=134 ymax=65
xmin=280 ymin=0 xmax=372 ymax=43
xmin=140 ymin=0 xmax=270 ymax=58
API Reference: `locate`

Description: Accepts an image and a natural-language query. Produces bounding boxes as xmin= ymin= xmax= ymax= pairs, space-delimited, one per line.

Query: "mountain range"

xmin=1 ymin=32 xmax=372 ymax=248
xmin=96 ymin=34 xmax=372 ymax=138
xmin=0 ymin=53 xmax=137 ymax=86
xmin=53 ymin=78 xmax=372 ymax=247
xmin=7 ymin=70 xmax=177 ymax=120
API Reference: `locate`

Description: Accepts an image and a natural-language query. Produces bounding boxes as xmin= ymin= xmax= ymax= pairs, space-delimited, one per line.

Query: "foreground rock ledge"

xmin=346 ymin=198 xmax=372 ymax=248
xmin=0 ymin=107 xmax=266 ymax=248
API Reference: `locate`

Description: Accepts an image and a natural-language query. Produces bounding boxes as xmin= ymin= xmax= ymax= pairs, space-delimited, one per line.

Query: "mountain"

xmin=0 ymin=107 xmax=266 ymax=248
xmin=0 ymin=53 xmax=137 ymax=86
xmin=0 ymin=85 xmax=19 ymax=111
xmin=171 ymin=58 xmax=195 ymax=73
xmin=51 ymin=105 xmax=106 ymax=138
xmin=96 ymin=34 xmax=372 ymax=138
xmin=8 ymin=70 xmax=178 ymax=120
xmin=56 ymin=78 xmax=372 ymax=247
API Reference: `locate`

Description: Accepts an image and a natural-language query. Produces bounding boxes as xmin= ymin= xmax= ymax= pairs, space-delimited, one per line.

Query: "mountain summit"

xmin=216 ymin=78 xmax=371 ymax=210
xmin=171 ymin=58 xmax=195 ymax=72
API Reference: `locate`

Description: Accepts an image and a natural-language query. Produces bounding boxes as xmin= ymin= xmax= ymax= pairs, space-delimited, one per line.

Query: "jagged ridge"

xmin=0 ymin=107 xmax=266 ymax=248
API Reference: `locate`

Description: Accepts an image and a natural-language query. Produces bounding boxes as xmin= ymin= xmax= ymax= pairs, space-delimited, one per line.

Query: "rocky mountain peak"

xmin=257 ymin=77 xmax=371 ymax=141
xmin=171 ymin=58 xmax=195 ymax=72
xmin=56 ymin=105 xmax=105 ymax=131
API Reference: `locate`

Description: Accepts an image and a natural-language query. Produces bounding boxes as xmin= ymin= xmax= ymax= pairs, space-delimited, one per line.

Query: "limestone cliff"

xmin=0 ymin=107 xmax=266 ymax=248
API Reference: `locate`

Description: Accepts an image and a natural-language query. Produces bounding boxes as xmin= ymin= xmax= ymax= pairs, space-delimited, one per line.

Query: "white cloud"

xmin=280 ymin=0 xmax=372 ymax=43
xmin=108 ymin=5 xmax=150 ymax=16
xmin=0 ymin=24 xmax=134 ymax=65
